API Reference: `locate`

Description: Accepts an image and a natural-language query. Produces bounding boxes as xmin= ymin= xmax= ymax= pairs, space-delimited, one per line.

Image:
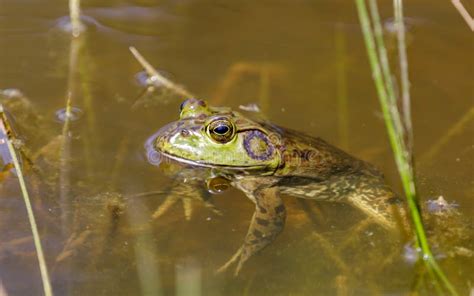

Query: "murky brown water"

xmin=0 ymin=0 xmax=473 ymax=295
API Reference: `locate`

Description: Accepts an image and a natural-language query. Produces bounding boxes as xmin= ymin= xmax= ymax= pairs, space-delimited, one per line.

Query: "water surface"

xmin=0 ymin=0 xmax=473 ymax=295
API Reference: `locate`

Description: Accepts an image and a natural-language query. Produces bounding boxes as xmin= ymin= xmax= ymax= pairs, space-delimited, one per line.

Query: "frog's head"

xmin=149 ymin=98 xmax=281 ymax=174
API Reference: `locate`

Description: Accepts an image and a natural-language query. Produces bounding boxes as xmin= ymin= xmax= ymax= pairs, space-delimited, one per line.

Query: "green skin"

xmin=150 ymin=98 xmax=406 ymax=275
xmin=150 ymin=98 xmax=471 ymax=276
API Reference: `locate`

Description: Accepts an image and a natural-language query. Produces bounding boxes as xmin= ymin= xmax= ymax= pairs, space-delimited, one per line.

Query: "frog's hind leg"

xmin=217 ymin=186 xmax=286 ymax=276
xmin=282 ymin=174 xmax=404 ymax=231
xmin=344 ymin=174 xmax=404 ymax=231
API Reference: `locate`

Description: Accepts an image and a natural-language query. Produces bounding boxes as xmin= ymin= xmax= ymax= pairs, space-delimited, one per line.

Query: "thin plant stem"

xmin=59 ymin=32 xmax=81 ymax=234
xmin=355 ymin=0 xmax=458 ymax=295
xmin=109 ymin=137 xmax=130 ymax=189
xmin=420 ymin=107 xmax=474 ymax=164
xmin=59 ymin=95 xmax=73 ymax=233
xmin=357 ymin=0 xmax=418 ymax=249
xmin=451 ymin=0 xmax=474 ymax=31
xmin=129 ymin=46 xmax=195 ymax=98
xmin=394 ymin=0 xmax=413 ymax=155
xmin=368 ymin=0 xmax=397 ymax=107
xmin=126 ymin=196 xmax=162 ymax=295
xmin=76 ymin=37 xmax=97 ymax=181
xmin=69 ymin=0 xmax=83 ymax=37
xmin=368 ymin=0 xmax=407 ymax=161
xmin=0 ymin=105 xmax=53 ymax=296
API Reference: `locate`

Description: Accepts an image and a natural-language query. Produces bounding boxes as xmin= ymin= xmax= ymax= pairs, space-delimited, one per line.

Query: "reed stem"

xmin=394 ymin=0 xmax=413 ymax=154
xmin=69 ymin=0 xmax=83 ymax=37
xmin=355 ymin=0 xmax=458 ymax=294
xmin=0 ymin=105 xmax=53 ymax=296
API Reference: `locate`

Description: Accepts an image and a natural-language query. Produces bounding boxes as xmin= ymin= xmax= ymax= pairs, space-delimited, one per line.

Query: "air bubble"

xmin=55 ymin=15 xmax=98 ymax=35
xmin=55 ymin=107 xmax=83 ymax=122
xmin=134 ymin=70 xmax=173 ymax=87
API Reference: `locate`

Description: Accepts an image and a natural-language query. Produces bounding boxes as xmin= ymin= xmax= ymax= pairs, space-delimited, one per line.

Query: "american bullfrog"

xmin=146 ymin=98 xmax=414 ymax=275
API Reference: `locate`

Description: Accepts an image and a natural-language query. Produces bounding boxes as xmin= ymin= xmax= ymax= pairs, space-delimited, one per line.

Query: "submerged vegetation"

xmin=0 ymin=106 xmax=52 ymax=296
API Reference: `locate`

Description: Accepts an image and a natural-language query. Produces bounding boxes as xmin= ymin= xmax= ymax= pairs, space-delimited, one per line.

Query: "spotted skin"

xmin=149 ymin=99 xmax=470 ymax=276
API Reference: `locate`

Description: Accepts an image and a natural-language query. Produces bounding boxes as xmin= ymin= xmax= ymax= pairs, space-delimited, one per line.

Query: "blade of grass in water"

xmin=0 ymin=105 xmax=53 ymax=296
xmin=129 ymin=46 xmax=195 ymax=98
xmin=354 ymin=0 xmax=458 ymax=295
xmin=394 ymin=0 xmax=413 ymax=154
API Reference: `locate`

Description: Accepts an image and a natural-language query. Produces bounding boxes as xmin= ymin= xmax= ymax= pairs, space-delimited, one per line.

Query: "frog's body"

xmin=148 ymin=98 xmax=409 ymax=275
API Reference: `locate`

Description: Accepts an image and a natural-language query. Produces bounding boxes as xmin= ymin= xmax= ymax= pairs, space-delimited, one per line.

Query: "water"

xmin=0 ymin=0 xmax=473 ymax=295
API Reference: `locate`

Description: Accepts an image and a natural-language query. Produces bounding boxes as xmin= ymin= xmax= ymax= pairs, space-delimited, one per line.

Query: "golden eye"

xmin=207 ymin=117 xmax=235 ymax=143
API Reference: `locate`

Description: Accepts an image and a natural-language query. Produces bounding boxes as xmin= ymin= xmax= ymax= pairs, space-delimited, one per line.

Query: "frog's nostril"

xmin=180 ymin=129 xmax=190 ymax=137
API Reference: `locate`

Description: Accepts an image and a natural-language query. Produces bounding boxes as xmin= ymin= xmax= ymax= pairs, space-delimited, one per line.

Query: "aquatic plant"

xmin=129 ymin=46 xmax=195 ymax=99
xmin=355 ymin=0 xmax=458 ymax=294
xmin=0 ymin=105 xmax=53 ymax=296
xmin=69 ymin=0 xmax=83 ymax=37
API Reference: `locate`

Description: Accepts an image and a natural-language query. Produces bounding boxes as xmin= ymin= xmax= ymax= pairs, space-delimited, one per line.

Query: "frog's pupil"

xmin=179 ymin=101 xmax=186 ymax=111
xmin=214 ymin=125 xmax=229 ymax=135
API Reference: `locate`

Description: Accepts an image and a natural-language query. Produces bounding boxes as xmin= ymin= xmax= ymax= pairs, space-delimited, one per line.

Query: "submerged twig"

xmin=0 ymin=105 xmax=53 ymax=296
xmin=126 ymin=197 xmax=162 ymax=295
xmin=59 ymin=96 xmax=73 ymax=227
xmin=129 ymin=46 xmax=195 ymax=99
xmin=420 ymin=107 xmax=474 ymax=164
xmin=451 ymin=0 xmax=474 ymax=31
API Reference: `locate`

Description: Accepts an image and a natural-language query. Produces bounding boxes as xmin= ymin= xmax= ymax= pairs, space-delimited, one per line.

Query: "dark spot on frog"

xmin=387 ymin=196 xmax=402 ymax=204
xmin=188 ymin=125 xmax=201 ymax=132
xmin=253 ymin=229 xmax=263 ymax=238
xmin=274 ymin=220 xmax=284 ymax=227
xmin=256 ymin=217 xmax=269 ymax=226
xmin=274 ymin=204 xmax=285 ymax=214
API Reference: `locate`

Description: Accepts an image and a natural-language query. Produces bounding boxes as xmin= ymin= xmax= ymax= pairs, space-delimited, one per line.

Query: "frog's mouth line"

xmin=157 ymin=150 xmax=273 ymax=172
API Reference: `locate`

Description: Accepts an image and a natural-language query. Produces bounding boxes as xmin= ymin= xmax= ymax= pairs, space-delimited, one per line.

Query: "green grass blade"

xmin=354 ymin=0 xmax=459 ymax=295
xmin=0 ymin=105 xmax=53 ymax=296
xmin=394 ymin=0 xmax=413 ymax=153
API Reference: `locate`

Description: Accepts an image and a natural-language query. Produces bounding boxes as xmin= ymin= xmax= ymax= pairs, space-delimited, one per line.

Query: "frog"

xmin=145 ymin=98 xmax=423 ymax=274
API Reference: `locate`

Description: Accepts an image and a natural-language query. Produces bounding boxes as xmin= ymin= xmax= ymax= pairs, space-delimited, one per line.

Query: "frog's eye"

xmin=207 ymin=117 xmax=235 ymax=144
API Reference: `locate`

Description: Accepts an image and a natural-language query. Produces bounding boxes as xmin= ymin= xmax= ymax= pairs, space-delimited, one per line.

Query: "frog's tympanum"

xmin=146 ymin=98 xmax=470 ymax=275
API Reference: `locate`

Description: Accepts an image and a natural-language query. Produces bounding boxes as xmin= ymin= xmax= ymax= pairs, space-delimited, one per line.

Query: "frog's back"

xmin=266 ymin=123 xmax=381 ymax=180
